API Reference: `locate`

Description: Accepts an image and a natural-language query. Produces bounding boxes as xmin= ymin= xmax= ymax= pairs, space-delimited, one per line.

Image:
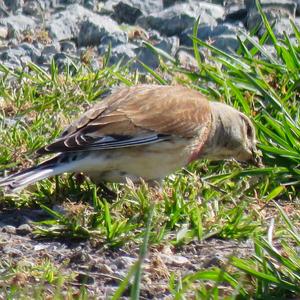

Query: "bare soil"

xmin=0 ymin=208 xmax=253 ymax=299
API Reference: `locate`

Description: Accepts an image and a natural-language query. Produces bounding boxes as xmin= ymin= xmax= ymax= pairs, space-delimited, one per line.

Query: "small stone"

xmin=113 ymin=2 xmax=142 ymax=25
xmin=101 ymin=0 xmax=163 ymax=17
xmin=76 ymin=273 xmax=95 ymax=285
xmin=272 ymin=18 xmax=299 ymax=40
xmin=23 ymin=0 xmax=43 ymax=16
xmin=78 ymin=17 xmax=128 ymax=47
xmin=2 ymin=117 xmax=18 ymax=127
xmin=137 ymin=2 xmax=222 ymax=37
xmin=0 ymin=26 xmax=8 ymax=39
xmin=180 ymin=22 xmax=245 ymax=47
xmin=176 ymin=48 xmax=199 ymax=70
xmin=225 ymin=1 xmax=247 ymax=21
xmin=16 ymin=224 xmax=32 ymax=235
xmin=3 ymin=246 xmax=23 ymax=256
xmin=0 ymin=46 xmax=29 ymax=68
xmin=159 ymin=254 xmax=190 ymax=266
xmin=98 ymin=264 xmax=114 ymax=274
xmin=115 ymin=256 xmax=136 ymax=269
xmin=34 ymin=244 xmax=50 ymax=251
xmin=39 ymin=44 xmax=60 ymax=64
xmin=246 ymin=0 xmax=297 ymax=31
xmin=84 ymin=0 xmax=97 ymax=10
xmin=0 ymin=15 xmax=36 ymax=39
xmin=46 ymin=4 xmax=94 ymax=41
xmin=132 ymin=35 xmax=179 ymax=71
xmin=60 ymin=40 xmax=76 ymax=53
xmin=18 ymin=42 xmax=41 ymax=62
xmin=202 ymin=254 xmax=225 ymax=268
xmin=98 ymin=42 xmax=136 ymax=66
xmin=163 ymin=0 xmax=187 ymax=8
xmin=212 ymin=34 xmax=241 ymax=52
xmin=1 ymin=225 xmax=16 ymax=234
xmin=296 ymin=0 xmax=300 ymax=16
xmin=5 ymin=0 xmax=24 ymax=13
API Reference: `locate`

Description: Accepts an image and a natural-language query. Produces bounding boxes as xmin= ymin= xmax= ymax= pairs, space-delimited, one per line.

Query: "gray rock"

xmin=159 ymin=253 xmax=190 ymax=266
xmin=101 ymin=0 xmax=164 ymax=17
xmin=1 ymin=225 xmax=16 ymax=234
xmin=89 ymin=58 xmax=101 ymax=72
xmin=3 ymin=246 xmax=23 ymax=256
xmin=260 ymin=44 xmax=277 ymax=58
xmin=155 ymin=35 xmax=179 ymax=55
xmin=0 ymin=26 xmax=8 ymax=39
xmin=76 ymin=273 xmax=95 ymax=285
xmin=53 ymin=52 xmax=74 ymax=71
xmin=225 ymin=0 xmax=247 ymax=21
xmin=202 ymin=253 xmax=225 ymax=268
xmin=134 ymin=46 xmax=159 ymax=70
xmin=18 ymin=42 xmax=41 ymax=62
xmin=16 ymin=223 xmax=32 ymax=235
xmin=175 ymin=47 xmax=199 ymax=70
xmin=296 ymin=0 xmax=300 ymax=16
xmin=60 ymin=40 xmax=77 ymax=53
xmin=0 ymin=43 xmax=40 ymax=67
xmin=246 ymin=0 xmax=297 ymax=31
xmin=0 ymin=15 xmax=36 ymax=39
xmin=212 ymin=34 xmax=241 ymax=52
xmin=43 ymin=0 xmax=58 ymax=9
xmin=100 ymin=34 xmax=179 ymax=70
xmin=163 ymin=0 xmax=187 ymax=7
xmin=99 ymin=43 xmax=137 ymax=65
xmin=83 ymin=0 xmax=97 ymax=10
xmin=78 ymin=16 xmax=128 ymax=47
xmin=4 ymin=0 xmax=23 ymax=13
xmin=23 ymin=0 xmax=44 ymax=16
xmin=98 ymin=263 xmax=114 ymax=274
xmin=137 ymin=2 xmax=223 ymax=36
xmin=0 ymin=2 xmax=9 ymax=18
xmin=60 ymin=0 xmax=81 ymax=4
xmin=180 ymin=22 xmax=245 ymax=47
xmin=115 ymin=256 xmax=136 ymax=269
xmin=272 ymin=17 xmax=298 ymax=39
xmin=39 ymin=44 xmax=60 ymax=64
xmin=134 ymin=36 xmax=179 ymax=70
xmin=112 ymin=2 xmax=142 ymax=25
xmin=46 ymin=4 xmax=94 ymax=41
xmin=1 ymin=117 xmax=18 ymax=127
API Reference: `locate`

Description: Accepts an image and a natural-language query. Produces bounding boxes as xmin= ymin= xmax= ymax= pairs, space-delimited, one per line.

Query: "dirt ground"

xmin=0 ymin=208 xmax=253 ymax=299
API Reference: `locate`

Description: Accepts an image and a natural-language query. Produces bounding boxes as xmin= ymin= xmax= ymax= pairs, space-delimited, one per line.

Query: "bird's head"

xmin=202 ymin=102 xmax=262 ymax=167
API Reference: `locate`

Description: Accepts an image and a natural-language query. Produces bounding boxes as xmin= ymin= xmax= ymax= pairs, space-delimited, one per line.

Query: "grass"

xmin=0 ymin=0 xmax=300 ymax=298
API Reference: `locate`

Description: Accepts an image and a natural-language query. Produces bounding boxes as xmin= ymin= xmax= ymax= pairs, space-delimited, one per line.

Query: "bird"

xmin=0 ymin=84 xmax=261 ymax=193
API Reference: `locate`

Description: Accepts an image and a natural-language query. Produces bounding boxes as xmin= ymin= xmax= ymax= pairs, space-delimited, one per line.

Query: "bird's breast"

xmin=84 ymin=138 xmax=193 ymax=183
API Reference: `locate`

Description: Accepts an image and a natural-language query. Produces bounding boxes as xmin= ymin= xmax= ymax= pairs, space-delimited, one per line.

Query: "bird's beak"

xmin=250 ymin=148 xmax=263 ymax=167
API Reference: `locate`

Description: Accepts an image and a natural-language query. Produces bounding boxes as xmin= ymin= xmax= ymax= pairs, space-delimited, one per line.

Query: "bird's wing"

xmin=36 ymin=85 xmax=212 ymax=155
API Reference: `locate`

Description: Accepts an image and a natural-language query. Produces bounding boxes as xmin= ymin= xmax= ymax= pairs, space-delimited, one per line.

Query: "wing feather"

xmin=36 ymin=85 xmax=212 ymax=155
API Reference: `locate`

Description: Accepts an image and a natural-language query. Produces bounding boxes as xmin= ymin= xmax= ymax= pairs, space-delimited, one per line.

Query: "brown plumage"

xmin=37 ymin=85 xmax=211 ymax=154
xmin=0 ymin=85 xmax=261 ymax=193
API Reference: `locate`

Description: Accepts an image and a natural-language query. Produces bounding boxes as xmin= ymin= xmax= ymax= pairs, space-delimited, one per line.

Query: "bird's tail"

xmin=0 ymin=154 xmax=76 ymax=193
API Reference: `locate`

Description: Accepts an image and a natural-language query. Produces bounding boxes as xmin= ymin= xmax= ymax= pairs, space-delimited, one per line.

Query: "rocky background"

xmin=0 ymin=0 xmax=299 ymax=72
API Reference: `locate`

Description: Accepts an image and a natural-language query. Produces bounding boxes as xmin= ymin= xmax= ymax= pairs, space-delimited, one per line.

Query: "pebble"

xmin=3 ymin=246 xmax=23 ymax=256
xmin=16 ymin=224 xmax=32 ymax=235
xmin=98 ymin=264 xmax=114 ymax=274
xmin=115 ymin=256 xmax=136 ymax=269
xmin=159 ymin=253 xmax=190 ymax=266
xmin=1 ymin=225 xmax=17 ymax=234
xmin=76 ymin=272 xmax=95 ymax=285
